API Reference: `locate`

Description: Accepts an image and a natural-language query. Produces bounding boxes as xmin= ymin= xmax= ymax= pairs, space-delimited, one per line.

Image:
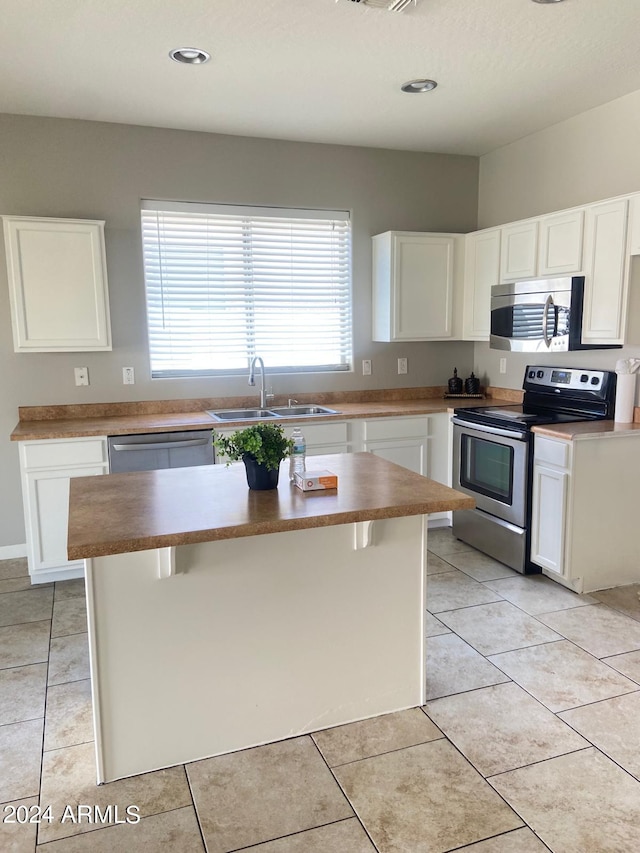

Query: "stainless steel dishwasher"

xmin=107 ymin=430 xmax=214 ymax=473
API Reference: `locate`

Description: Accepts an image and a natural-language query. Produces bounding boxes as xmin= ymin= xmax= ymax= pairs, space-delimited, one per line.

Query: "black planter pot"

xmin=242 ymin=455 xmax=280 ymax=490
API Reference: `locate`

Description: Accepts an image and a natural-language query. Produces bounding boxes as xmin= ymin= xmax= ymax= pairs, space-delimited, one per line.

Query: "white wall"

xmin=474 ymin=87 xmax=640 ymax=391
xmin=0 ymin=114 xmax=478 ymax=549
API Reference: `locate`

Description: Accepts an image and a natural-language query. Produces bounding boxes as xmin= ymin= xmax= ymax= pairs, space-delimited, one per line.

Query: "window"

xmin=141 ymin=201 xmax=352 ymax=378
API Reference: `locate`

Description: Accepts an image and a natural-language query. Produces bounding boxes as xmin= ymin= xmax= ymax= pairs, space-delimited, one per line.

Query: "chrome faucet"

xmin=248 ymin=356 xmax=268 ymax=408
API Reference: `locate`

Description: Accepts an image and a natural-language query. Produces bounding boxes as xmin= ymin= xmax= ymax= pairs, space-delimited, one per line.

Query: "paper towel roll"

xmin=614 ymin=373 xmax=636 ymax=423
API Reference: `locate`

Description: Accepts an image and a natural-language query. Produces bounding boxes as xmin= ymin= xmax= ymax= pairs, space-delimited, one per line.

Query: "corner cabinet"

xmin=2 ymin=216 xmax=112 ymax=352
xmin=462 ymin=228 xmax=500 ymax=340
xmin=372 ymin=231 xmax=464 ymax=341
xmin=19 ymin=437 xmax=109 ymax=583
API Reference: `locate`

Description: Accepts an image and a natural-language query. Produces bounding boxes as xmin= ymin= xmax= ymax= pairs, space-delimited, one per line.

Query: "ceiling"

xmin=3 ymin=0 xmax=640 ymax=156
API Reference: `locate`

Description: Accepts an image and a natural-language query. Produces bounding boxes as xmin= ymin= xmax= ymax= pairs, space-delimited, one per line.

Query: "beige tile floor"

xmin=1 ymin=532 xmax=640 ymax=852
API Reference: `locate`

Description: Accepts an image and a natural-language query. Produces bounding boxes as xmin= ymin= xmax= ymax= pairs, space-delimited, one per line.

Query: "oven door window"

xmin=460 ymin=434 xmax=513 ymax=504
xmin=491 ymin=303 xmax=570 ymax=341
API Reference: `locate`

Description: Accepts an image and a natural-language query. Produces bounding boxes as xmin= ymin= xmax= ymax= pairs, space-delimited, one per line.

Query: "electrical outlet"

xmin=122 ymin=367 xmax=135 ymax=385
xmin=362 ymin=359 xmax=372 ymax=376
xmin=397 ymin=357 xmax=408 ymax=375
xmin=499 ymin=357 xmax=507 ymax=375
xmin=74 ymin=367 xmax=89 ymax=387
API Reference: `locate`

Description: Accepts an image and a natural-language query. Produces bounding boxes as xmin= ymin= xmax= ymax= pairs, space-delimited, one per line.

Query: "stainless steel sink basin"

xmin=206 ymin=405 xmax=340 ymax=421
xmin=206 ymin=408 xmax=280 ymax=421
xmin=270 ymin=405 xmax=339 ymax=416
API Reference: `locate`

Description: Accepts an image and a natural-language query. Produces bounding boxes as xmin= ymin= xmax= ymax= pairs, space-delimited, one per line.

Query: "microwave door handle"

xmin=542 ymin=294 xmax=553 ymax=348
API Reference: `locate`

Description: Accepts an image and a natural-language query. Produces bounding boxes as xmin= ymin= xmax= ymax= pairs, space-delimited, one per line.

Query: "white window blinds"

xmin=141 ymin=201 xmax=352 ymax=378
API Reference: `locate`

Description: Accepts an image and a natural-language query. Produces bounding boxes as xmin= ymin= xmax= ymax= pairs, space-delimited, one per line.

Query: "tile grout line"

xmin=307 ymin=734 xmax=382 ymax=853
xmin=224 ymin=816 xmax=361 ymax=853
xmin=35 ymin=588 xmax=55 ymax=849
xmin=182 ymin=765 xmax=208 ymax=852
xmin=325 ymin=732 xmax=447 ymax=770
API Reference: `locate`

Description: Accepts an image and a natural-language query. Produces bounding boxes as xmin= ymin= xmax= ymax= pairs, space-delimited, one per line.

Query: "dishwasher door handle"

xmin=110 ymin=438 xmax=211 ymax=452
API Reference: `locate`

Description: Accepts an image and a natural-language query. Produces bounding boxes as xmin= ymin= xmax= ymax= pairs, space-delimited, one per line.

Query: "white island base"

xmin=86 ymin=516 xmax=427 ymax=783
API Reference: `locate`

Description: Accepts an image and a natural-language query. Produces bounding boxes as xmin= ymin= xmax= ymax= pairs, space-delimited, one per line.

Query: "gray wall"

xmin=475 ymin=87 xmax=640 ymax=391
xmin=0 ymin=114 xmax=478 ymax=549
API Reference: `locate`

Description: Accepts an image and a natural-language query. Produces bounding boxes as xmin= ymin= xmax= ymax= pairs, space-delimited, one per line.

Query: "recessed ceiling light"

xmin=530 ymin=0 xmax=565 ymax=4
xmin=169 ymin=48 xmax=210 ymax=65
xmin=401 ymin=79 xmax=437 ymax=94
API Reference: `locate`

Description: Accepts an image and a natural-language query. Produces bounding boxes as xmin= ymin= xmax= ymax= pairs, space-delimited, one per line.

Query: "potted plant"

xmin=214 ymin=423 xmax=293 ymax=490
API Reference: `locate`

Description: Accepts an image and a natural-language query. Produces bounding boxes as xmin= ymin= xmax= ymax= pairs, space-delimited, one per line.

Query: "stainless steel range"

xmin=451 ymin=365 xmax=616 ymax=573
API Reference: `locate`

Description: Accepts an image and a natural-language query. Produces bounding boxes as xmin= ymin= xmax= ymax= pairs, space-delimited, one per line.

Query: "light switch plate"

xmin=499 ymin=357 xmax=507 ymax=374
xmin=397 ymin=357 xmax=408 ymax=375
xmin=362 ymin=359 xmax=372 ymax=376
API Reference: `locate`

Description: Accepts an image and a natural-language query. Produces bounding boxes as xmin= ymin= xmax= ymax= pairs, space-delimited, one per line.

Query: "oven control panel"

xmin=523 ymin=366 xmax=610 ymax=392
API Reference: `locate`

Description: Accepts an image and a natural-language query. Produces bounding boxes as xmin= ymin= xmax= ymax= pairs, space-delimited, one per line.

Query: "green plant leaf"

xmin=214 ymin=423 xmax=293 ymax=471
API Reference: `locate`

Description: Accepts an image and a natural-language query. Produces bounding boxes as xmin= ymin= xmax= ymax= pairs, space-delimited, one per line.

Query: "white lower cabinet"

xmin=531 ymin=432 xmax=640 ymax=593
xmin=19 ymin=437 xmax=108 ymax=583
xmin=530 ymin=435 xmax=571 ymax=580
xmin=281 ymin=421 xmax=351 ymax=456
xmin=530 ymin=463 xmax=569 ymax=578
xmin=359 ymin=414 xmax=451 ymax=524
xmin=213 ymin=421 xmax=351 ymax=465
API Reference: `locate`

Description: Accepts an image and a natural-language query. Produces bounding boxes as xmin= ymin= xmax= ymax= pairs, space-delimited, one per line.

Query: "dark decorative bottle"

xmin=464 ymin=372 xmax=480 ymax=395
xmin=447 ymin=368 xmax=463 ymax=394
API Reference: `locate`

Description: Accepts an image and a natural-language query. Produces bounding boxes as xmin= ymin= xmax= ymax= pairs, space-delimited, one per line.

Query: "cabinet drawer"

xmin=21 ymin=438 xmax=107 ymax=470
xmin=535 ymin=436 xmax=569 ymax=469
xmin=363 ymin=416 xmax=429 ymax=441
xmin=283 ymin=421 xmax=348 ymax=447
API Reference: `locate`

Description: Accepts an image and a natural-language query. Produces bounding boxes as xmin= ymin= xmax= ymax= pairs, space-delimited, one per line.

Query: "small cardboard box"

xmin=293 ymin=469 xmax=338 ymax=491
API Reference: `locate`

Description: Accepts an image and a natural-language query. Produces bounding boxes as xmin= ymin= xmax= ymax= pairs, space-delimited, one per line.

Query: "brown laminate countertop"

xmin=532 ymin=419 xmax=640 ymax=440
xmin=67 ymin=452 xmax=475 ymax=560
xmin=12 ymin=390 xmax=521 ymax=442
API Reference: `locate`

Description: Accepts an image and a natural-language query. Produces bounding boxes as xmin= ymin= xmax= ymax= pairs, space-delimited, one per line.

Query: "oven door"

xmin=490 ymin=288 xmax=572 ymax=352
xmin=452 ymin=420 xmax=529 ymax=528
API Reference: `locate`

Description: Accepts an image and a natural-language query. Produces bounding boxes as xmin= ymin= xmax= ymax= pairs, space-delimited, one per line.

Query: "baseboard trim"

xmin=0 ymin=543 xmax=28 ymax=559
xmin=29 ymin=565 xmax=85 ymax=584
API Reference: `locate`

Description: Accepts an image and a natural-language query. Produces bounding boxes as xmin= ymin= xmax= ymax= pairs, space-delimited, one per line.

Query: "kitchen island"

xmin=68 ymin=452 xmax=473 ymax=783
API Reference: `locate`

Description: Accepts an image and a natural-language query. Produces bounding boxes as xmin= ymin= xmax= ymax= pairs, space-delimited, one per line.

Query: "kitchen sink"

xmin=206 ymin=408 xmax=280 ymax=421
xmin=270 ymin=405 xmax=339 ymax=416
xmin=206 ymin=405 xmax=340 ymax=421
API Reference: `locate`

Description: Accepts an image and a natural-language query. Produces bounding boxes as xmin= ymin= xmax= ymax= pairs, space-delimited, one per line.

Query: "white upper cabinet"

xmin=372 ymin=231 xmax=463 ymax=341
xmin=462 ymin=228 xmax=500 ymax=340
xmin=2 ymin=216 xmax=112 ymax=352
xmin=537 ymin=209 xmax=584 ymax=276
xmin=499 ymin=209 xmax=584 ymax=282
xmin=581 ymin=198 xmax=629 ymax=345
xmin=499 ymin=220 xmax=538 ymax=282
xmin=627 ymin=192 xmax=640 ymax=256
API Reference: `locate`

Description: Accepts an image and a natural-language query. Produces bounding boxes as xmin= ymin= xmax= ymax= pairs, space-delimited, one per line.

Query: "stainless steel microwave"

xmin=490 ymin=276 xmax=621 ymax=352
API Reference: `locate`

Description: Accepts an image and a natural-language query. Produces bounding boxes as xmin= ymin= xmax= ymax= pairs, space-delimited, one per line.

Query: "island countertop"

xmin=67 ymin=452 xmax=474 ymax=560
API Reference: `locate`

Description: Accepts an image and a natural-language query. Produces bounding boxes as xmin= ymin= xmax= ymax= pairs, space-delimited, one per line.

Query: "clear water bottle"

xmin=289 ymin=427 xmax=306 ymax=482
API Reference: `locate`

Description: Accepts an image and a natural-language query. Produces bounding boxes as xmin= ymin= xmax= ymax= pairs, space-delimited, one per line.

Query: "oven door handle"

xmin=452 ymin=417 xmax=529 ymax=441
xmin=542 ymin=294 xmax=554 ymax=348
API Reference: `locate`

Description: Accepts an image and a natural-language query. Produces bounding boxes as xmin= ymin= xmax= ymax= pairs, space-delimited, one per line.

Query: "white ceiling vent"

xmin=340 ymin=0 xmax=418 ymax=12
